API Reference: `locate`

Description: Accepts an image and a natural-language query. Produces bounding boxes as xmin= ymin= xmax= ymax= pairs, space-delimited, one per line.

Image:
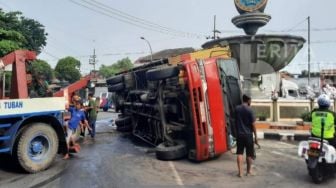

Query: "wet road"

xmin=2 ymin=111 xmax=336 ymax=188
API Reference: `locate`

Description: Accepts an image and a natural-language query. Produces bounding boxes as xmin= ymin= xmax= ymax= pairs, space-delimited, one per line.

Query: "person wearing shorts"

xmin=63 ymin=101 xmax=90 ymax=159
xmin=235 ymin=94 xmax=258 ymax=177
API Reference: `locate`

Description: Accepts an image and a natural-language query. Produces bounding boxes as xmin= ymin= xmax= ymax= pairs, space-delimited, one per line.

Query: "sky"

xmin=0 ymin=0 xmax=335 ymax=74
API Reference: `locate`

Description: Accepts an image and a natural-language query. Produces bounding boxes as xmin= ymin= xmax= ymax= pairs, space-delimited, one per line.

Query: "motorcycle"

xmin=298 ymin=118 xmax=336 ymax=184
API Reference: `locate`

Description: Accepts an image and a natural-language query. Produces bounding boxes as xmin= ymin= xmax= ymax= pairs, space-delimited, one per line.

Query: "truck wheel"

xmin=116 ymin=125 xmax=132 ymax=132
xmin=156 ymin=140 xmax=187 ymax=160
xmin=108 ymin=83 xmax=125 ymax=92
xmin=107 ymin=75 xmax=124 ymax=85
xmin=115 ymin=116 xmax=132 ymax=127
xmin=124 ymin=73 xmax=134 ymax=89
xmin=15 ymin=123 xmax=58 ymax=173
xmin=146 ymin=66 xmax=180 ymax=81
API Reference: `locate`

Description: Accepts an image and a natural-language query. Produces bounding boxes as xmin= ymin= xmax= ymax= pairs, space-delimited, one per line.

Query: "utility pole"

xmin=140 ymin=37 xmax=153 ymax=62
xmin=89 ymin=48 xmax=98 ymax=77
xmin=90 ymin=40 xmax=98 ymax=78
xmin=206 ymin=15 xmax=221 ymax=40
xmin=308 ymin=16 xmax=311 ymax=86
xmin=213 ymin=15 xmax=216 ymax=40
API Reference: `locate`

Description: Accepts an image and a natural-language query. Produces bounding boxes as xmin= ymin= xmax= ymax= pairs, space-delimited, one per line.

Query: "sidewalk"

xmin=256 ymin=121 xmax=311 ymax=141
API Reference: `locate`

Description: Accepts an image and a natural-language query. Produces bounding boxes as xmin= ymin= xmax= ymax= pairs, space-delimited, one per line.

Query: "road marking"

xmin=168 ymin=161 xmax=184 ymax=187
xmin=272 ymin=172 xmax=284 ymax=178
xmin=278 ymin=141 xmax=297 ymax=148
xmin=271 ymin=151 xmax=301 ymax=161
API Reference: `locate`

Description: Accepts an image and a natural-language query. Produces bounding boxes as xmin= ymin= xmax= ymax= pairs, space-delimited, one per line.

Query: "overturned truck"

xmin=106 ymin=47 xmax=242 ymax=161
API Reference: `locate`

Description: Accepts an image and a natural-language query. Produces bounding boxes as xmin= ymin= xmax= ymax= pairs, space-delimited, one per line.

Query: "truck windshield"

xmin=216 ymin=58 xmax=242 ymax=137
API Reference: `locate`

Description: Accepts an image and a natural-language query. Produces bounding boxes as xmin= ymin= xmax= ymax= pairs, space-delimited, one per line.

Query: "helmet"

xmin=317 ymin=94 xmax=330 ymax=108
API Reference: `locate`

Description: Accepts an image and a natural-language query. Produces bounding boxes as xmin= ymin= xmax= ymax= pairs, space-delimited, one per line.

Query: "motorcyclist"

xmin=311 ymin=94 xmax=336 ymax=148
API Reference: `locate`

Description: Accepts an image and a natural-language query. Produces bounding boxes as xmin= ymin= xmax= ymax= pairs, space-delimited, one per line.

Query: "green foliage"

xmin=301 ymin=111 xmax=312 ymax=122
xmin=55 ymin=57 xmax=81 ymax=83
xmin=0 ymin=28 xmax=26 ymax=56
xmin=30 ymin=59 xmax=54 ymax=82
xmin=256 ymin=111 xmax=267 ymax=121
xmin=299 ymin=70 xmax=320 ymax=78
xmin=4 ymin=71 xmax=12 ymax=90
xmin=99 ymin=57 xmax=134 ymax=78
xmin=0 ymin=9 xmax=47 ymax=56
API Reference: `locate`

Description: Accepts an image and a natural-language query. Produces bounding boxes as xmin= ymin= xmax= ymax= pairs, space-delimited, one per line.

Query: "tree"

xmin=30 ymin=59 xmax=54 ymax=82
xmin=0 ymin=9 xmax=47 ymax=56
xmin=0 ymin=28 xmax=26 ymax=56
xmin=99 ymin=57 xmax=134 ymax=78
xmin=299 ymin=70 xmax=309 ymax=78
xmin=55 ymin=57 xmax=81 ymax=83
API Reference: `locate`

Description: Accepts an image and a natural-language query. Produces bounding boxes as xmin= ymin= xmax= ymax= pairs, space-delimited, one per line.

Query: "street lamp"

xmin=140 ymin=37 xmax=153 ymax=62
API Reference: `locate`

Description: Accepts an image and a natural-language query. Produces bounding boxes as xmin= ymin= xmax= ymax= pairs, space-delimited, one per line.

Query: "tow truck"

xmin=0 ymin=50 xmax=67 ymax=173
xmin=107 ymin=47 xmax=242 ymax=161
xmin=0 ymin=50 xmax=95 ymax=173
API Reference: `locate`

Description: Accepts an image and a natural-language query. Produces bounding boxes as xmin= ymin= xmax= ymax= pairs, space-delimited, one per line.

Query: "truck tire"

xmin=107 ymin=75 xmax=124 ymax=85
xmin=156 ymin=140 xmax=187 ymax=160
xmin=146 ymin=66 xmax=180 ymax=81
xmin=116 ymin=125 xmax=132 ymax=132
xmin=15 ymin=123 xmax=58 ymax=173
xmin=108 ymin=83 xmax=125 ymax=92
xmin=124 ymin=73 xmax=134 ymax=89
xmin=115 ymin=116 xmax=132 ymax=127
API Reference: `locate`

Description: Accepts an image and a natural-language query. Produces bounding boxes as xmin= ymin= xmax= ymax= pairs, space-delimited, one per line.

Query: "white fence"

xmin=251 ymin=99 xmax=335 ymax=122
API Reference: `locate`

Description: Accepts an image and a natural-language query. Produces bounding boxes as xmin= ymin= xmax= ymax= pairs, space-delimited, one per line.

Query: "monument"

xmin=202 ymin=0 xmax=306 ymax=97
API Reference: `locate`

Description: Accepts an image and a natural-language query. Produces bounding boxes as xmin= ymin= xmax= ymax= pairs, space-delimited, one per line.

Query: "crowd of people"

xmin=63 ymin=93 xmax=99 ymax=160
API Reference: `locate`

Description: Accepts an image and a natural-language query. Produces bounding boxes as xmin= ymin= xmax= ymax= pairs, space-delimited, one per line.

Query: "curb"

xmin=257 ymin=131 xmax=310 ymax=141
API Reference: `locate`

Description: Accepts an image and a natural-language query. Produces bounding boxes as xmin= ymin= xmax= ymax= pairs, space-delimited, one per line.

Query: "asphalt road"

xmin=1 ymin=111 xmax=336 ymax=188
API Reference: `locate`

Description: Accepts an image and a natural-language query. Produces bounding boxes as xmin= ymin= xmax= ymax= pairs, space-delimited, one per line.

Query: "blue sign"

xmin=240 ymin=0 xmax=262 ymax=7
xmin=235 ymin=0 xmax=267 ymax=12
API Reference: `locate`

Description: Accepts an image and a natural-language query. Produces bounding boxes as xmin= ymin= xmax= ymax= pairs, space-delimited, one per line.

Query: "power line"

xmin=311 ymin=40 xmax=336 ymax=44
xmin=69 ymin=0 xmax=204 ymax=39
xmin=88 ymin=0 xmax=203 ymax=39
xmin=69 ymin=0 xmax=173 ymax=36
xmin=219 ymin=27 xmax=336 ymax=33
xmin=285 ymin=17 xmax=308 ymax=32
xmin=42 ymin=50 xmax=60 ymax=59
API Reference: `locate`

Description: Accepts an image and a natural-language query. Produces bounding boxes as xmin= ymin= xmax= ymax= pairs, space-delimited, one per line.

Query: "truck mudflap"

xmin=183 ymin=60 xmax=210 ymax=161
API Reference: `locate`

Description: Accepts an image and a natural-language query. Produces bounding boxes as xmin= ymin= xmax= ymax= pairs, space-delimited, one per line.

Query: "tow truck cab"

xmin=107 ymin=47 xmax=242 ymax=161
xmin=0 ymin=50 xmax=67 ymax=173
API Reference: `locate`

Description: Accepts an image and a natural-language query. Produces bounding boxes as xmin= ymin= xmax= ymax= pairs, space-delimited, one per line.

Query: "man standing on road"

xmin=235 ymin=94 xmax=258 ymax=177
xmin=87 ymin=93 xmax=98 ymax=138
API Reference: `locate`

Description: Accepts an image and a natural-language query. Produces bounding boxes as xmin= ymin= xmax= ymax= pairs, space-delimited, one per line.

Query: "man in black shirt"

xmin=235 ymin=94 xmax=258 ymax=177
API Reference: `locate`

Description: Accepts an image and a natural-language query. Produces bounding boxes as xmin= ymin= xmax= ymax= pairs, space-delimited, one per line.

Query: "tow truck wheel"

xmin=146 ymin=66 xmax=180 ymax=81
xmin=107 ymin=75 xmax=124 ymax=85
xmin=156 ymin=140 xmax=187 ymax=160
xmin=15 ymin=123 xmax=58 ymax=173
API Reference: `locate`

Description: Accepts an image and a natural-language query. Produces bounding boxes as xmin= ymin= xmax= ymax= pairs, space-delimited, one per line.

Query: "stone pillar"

xmin=310 ymin=98 xmax=315 ymax=111
xmin=272 ymin=98 xmax=278 ymax=122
